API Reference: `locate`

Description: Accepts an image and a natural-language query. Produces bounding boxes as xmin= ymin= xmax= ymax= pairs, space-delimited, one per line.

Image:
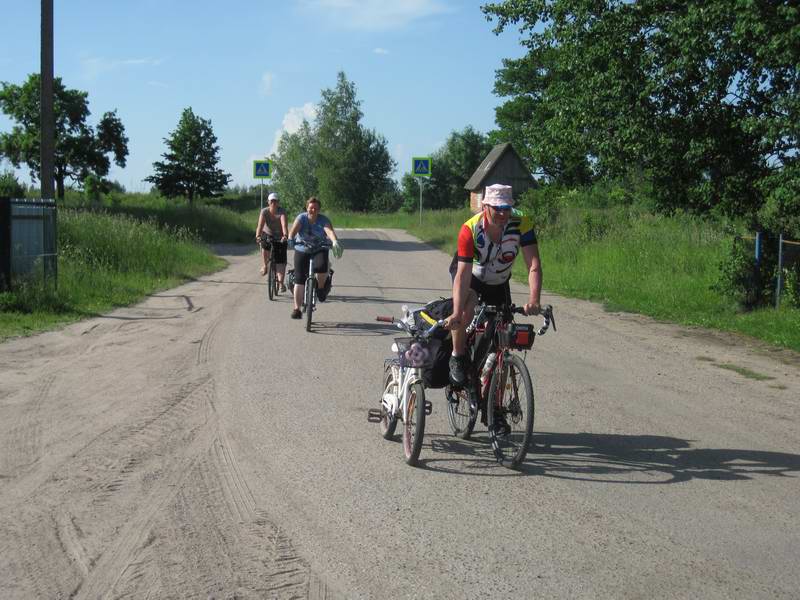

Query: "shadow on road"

xmin=380 ymin=429 xmax=800 ymax=483
xmin=518 ymin=431 xmax=800 ymax=483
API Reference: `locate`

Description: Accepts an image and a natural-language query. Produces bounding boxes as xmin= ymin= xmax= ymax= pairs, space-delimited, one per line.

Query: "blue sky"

xmin=1 ymin=0 xmax=527 ymax=191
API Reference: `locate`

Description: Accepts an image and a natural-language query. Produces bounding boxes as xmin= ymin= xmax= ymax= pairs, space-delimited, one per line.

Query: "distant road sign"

xmin=253 ymin=160 xmax=271 ymax=179
xmin=412 ymin=156 xmax=431 ymax=177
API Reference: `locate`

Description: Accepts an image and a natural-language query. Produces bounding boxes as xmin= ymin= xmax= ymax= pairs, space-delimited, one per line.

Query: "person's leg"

xmin=274 ymin=243 xmax=287 ymax=289
xmin=291 ymin=250 xmax=307 ymax=316
xmin=314 ymin=251 xmax=331 ymax=301
xmin=449 ymin=288 xmax=478 ymax=385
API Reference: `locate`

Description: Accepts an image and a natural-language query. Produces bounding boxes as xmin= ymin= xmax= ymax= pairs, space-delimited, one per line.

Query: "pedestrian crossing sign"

xmin=412 ymin=157 xmax=431 ymax=177
xmin=253 ymin=160 xmax=271 ymax=179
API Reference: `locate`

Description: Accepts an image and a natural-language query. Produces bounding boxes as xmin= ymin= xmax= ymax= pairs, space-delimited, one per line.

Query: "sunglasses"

xmin=490 ymin=205 xmax=512 ymax=213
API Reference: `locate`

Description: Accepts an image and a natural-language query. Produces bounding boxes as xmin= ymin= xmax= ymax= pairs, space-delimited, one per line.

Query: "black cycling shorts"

xmin=293 ymin=248 xmax=329 ymax=282
xmin=470 ymin=277 xmax=511 ymax=308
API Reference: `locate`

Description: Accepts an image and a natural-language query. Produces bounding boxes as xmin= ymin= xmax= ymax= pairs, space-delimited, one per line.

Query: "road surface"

xmin=1 ymin=228 xmax=798 ymax=599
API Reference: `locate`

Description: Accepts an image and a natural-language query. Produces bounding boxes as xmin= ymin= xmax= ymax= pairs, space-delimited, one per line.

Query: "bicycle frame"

xmin=381 ymin=358 xmax=424 ymax=426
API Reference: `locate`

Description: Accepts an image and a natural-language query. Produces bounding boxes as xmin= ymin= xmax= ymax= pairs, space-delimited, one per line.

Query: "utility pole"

xmin=40 ymin=0 xmax=55 ymax=200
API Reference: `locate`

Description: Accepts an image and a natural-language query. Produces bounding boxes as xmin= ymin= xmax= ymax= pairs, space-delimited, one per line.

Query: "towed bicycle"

xmin=446 ymin=303 xmax=555 ymax=468
xmin=369 ymin=308 xmax=446 ymax=466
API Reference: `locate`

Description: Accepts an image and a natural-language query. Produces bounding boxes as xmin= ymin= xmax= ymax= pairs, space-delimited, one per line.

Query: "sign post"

xmin=412 ymin=156 xmax=432 ymax=225
xmin=253 ymin=159 xmax=272 ymax=209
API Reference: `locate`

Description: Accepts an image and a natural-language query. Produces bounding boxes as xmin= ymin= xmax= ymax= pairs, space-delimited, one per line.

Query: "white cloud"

xmin=260 ymin=72 xmax=275 ymax=96
xmin=80 ymin=55 xmax=163 ymax=80
xmin=300 ymin=0 xmax=452 ymax=30
xmin=269 ymin=103 xmax=318 ymax=156
xmin=373 ymin=47 xmax=389 ymax=55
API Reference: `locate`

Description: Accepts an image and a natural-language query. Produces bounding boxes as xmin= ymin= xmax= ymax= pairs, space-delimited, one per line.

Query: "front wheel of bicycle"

xmin=486 ymin=353 xmax=534 ymax=468
xmin=446 ymin=384 xmax=477 ymax=439
xmin=304 ymin=277 xmax=316 ymax=332
xmin=267 ymin=259 xmax=276 ymax=301
xmin=380 ymin=363 xmax=399 ymax=439
xmin=403 ymin=382 xmax=426 ymax=466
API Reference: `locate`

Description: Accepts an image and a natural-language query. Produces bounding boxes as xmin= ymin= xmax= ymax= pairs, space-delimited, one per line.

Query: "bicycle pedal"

xmin=424 ymin=400 xmax=433 ymax=416
xmin=367 ymin=408 xmax=383 ymax=422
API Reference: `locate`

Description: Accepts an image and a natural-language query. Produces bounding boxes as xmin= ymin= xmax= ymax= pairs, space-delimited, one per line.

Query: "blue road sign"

xmin=253 ymin=160 xmax=271 ymax=179
xmin=412 ymin=156 xmax=431 ymax=177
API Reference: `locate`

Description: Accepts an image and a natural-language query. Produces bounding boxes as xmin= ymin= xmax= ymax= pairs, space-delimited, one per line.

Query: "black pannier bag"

xmin=410 ymin=298 xmax=453 ymax=389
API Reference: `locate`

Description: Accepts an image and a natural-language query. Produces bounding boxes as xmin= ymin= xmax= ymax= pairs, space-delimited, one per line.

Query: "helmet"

xmin=268 ymin=192 xmax=279 ymax=202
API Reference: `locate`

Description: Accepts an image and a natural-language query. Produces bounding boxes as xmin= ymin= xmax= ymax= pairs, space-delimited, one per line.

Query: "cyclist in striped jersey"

xmin=445 ymin=183 xmax=543 ymax=385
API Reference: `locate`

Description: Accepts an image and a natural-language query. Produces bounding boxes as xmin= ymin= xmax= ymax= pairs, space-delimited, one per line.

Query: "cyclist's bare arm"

xmin=521 ymin=243 xmax=542 ymax=315
xmin=255 ymin=211 xmax=266 ymax=241
xmin=323 ymin=224 xmax=338 ymax=244
xmin=288 ymin=215 xmax=302 ymax=239
xmin=280 ymin=213 xmax=288 ymax=240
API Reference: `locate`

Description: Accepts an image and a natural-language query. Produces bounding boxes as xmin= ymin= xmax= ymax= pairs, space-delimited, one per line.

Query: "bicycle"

xmin=258 ymin=233 xmax=282 ymax=301
xmin=446 ymin=303 xmax=555 ymax=468
xmin=297 ymin=239 xmax=332 ymax=332
xmin=369 ymin=309 xmax=444 ymax=466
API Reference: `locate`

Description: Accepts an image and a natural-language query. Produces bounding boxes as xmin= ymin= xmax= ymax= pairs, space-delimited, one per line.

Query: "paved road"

xmin=1 ymin=228 xmax=798 ymax=599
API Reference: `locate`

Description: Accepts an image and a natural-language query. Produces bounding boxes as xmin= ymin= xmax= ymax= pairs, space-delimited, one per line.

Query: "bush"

xmin=714 ymin=235 xmax=777 ymax=310
xmin=0 ymin=171 xmax=26 ymax=198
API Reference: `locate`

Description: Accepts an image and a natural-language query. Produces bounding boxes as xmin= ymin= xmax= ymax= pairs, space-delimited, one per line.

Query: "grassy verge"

xmin=0 ymin=209 xmax=225 ymax=340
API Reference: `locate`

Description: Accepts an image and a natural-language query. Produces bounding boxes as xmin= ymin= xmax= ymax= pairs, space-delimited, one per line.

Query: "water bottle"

xmin=480 ymin=352 xmax=497 ymax=386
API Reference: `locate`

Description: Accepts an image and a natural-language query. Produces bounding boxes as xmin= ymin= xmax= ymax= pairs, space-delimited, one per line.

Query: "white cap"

xmin=268 ymin=192 xmax=279 ymax=202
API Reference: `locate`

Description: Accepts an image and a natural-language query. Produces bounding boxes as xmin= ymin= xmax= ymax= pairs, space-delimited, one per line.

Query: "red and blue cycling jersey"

xmin=456 ymin=209 xmax=537 ymax=285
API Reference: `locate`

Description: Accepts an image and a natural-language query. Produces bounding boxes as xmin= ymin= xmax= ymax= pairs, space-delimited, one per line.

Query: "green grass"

xmin=0 ymin=209 xmax=225 ymax=340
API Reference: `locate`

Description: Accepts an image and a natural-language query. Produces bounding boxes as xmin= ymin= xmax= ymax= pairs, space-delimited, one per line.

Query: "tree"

xmin=0 ymin=74 xmax=128 ymax=199
xmin=483 ymin=0 xmax=799 ymax=222
xmin=313 ymin=72 xmax=396 ymax=211
xmin=270 ymin=119 xmax=318 ymax=213
xmin=145 ymin=107 xmax=231 ymax=204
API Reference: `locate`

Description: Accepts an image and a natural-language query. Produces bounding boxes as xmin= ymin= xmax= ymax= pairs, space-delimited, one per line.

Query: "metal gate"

xmin=0 ymin=197 xmax=58 ymax=291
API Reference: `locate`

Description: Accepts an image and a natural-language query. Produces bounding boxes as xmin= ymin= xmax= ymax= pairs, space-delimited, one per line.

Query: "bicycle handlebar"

xmin=470 ymin=303 xmax=556 ymax=336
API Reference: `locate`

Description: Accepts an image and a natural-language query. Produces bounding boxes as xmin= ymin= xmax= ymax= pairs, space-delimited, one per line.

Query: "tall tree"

xmin=483 ymin=0 xmax=799 ymax=223
xmin=270 ymin=119 xmax=318 ymax=213
xmin=313 ymin=72 xmax=396 ymax=211
xmin=0 ymin=74 xmax=128 ymax=199
xmin=145 ymin=107 xmax=231 ymax=205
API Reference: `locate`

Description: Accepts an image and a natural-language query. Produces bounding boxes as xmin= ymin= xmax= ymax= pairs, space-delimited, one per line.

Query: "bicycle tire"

xmin=486 ymin=353 xmax=534 ymax=468
xmin=267 ymin=259 xmax=276 ymax=301
xmin=380 ymin=363 xmax=399 ymax=439
xmin=403 ymin=382 xmax=426 ymax=466
xmin=305 ymin=277 xmax=316 ymax=332
xmin=446 ymin=384 xmax=477 ymax=439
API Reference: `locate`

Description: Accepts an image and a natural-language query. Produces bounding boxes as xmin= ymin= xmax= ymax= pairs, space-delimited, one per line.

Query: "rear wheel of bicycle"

xmin=267 ymin=259 xmax=276 ymax=301
xmin=305 ymin=277 xmax=316 ymax=332
xmin=446 ymin=384 xmax=477 ymax=439
xmin=403 ymin=382 xmax=426 ymax=466
xmin=486 ymin=353 xmax=534 ymax=468
xmin=380 ymin=364 xmax=398 ymax=439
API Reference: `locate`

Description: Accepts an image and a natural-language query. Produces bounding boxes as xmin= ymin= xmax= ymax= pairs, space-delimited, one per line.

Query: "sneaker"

xmin=278 ymin=282 xmax=286 ymax=292
xmin=448 ymin=354 xmax=469 ymax=387
xmin=290 ymin=309 xmax=302 ymax=319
